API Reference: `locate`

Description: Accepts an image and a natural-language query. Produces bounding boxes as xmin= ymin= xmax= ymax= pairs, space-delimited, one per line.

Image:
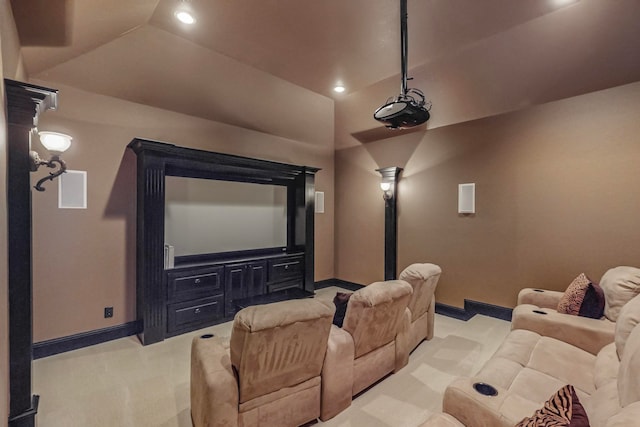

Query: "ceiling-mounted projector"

xmin=374 ymin=0 xmax=431 ymax=130
xmin=374 ymin=89 xmax=430 ymax=129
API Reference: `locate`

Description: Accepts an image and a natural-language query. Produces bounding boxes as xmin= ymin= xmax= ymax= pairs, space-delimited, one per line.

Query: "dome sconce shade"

xmin=30 ymin=131 xmax=72 ymax=192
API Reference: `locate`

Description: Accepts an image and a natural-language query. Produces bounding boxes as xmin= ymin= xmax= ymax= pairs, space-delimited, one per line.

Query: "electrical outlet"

xmin=104 ymin=307 xmax=114 ymax=318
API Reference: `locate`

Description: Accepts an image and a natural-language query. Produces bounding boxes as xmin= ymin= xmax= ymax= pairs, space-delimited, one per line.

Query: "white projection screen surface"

xmin=164 ymin=177 xmax=288 ymax=256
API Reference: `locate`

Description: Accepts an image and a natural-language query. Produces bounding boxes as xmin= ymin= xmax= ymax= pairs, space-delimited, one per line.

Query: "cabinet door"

xmin=246 ymin=261 xmax=267 ymax=298
xmin=224 ymin=263 xmax=247 ymax=317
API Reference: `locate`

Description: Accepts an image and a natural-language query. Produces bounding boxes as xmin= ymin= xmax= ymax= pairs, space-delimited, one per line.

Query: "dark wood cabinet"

xmin=129 ymin=139 xmax=318 ymax=345
xmin=164 ymin=253 xmax=303 ymax=335
xmin=224 ymin=260 xmax=267 ymax=317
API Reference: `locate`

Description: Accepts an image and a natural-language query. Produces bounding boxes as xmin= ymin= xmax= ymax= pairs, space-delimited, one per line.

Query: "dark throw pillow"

xmin=332 ymin=292 xmax=352 ymax=328
xmin=578 ymin=281 xmax=605 ymax=319
xmin=515 ymin=384 xmax=589 ymax=427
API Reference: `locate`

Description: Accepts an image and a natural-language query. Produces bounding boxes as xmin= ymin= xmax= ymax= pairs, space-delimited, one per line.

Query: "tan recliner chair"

xmin=399 ymin=263 xmax=442 ymax=352
xmin=512 ymin=266 xmax=640 ymax=354
xmin=190 ymin=298 xmax=335 ymax=427
xmin=320 ymin=280 xmax=413 ymax=420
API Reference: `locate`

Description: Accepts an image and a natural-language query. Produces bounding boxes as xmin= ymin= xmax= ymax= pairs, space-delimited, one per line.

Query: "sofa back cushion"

xmin=618 ymin=323 xmax=640 ymax=407
xmin=600 ymin=266 xmax=640 ymax=322
xmin=343 ymin=280 xmax=412 ymax=358
xmin=615 ymin=294 xmax=640 ymax=359
xmin=230 ymin=298 xmax=334 ymax=404
xmin=399 ymin=263 xmax=442 ymax=322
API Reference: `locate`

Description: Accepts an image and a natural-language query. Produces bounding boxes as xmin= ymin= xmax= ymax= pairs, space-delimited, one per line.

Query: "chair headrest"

xmin=600 ymin=266 xmax=640 ymax=322
xmin=399 ymin=263 xmax=442 ymax=282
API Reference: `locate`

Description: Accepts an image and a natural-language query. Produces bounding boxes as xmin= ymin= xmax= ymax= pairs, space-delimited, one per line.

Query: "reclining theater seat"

xmin=399 ymin=263 xmax=442 ymax=352
xmin=442 ymin=292 xmax=640 ymax=427
xmin=320 ymin=280 xmax=413 ymax=421
xmin=190 ymin=298 xmax=335 ymax=427
xmin=512 ymin=266 xmax=640 ymax=354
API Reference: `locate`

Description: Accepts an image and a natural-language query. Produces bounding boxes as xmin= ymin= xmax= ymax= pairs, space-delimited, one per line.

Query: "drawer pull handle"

xmin=194 ymin=308 xmax=201 ymax=314
xmin=194 ymin=278 xmax=201 ymax=284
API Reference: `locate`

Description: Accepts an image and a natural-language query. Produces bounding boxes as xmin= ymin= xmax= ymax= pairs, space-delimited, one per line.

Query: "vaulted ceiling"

xmin=10 ymin=0 xmax=640 ymax=148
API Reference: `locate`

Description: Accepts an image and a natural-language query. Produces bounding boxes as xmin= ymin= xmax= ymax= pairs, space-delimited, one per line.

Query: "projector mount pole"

xmin=400 ymin=0 xmax=408 ymax=98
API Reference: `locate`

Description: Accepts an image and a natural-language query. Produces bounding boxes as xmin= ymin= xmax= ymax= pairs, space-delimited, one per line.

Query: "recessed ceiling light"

xmin=175 ymin=10 xmax=196 ymax=25
xmin=334 ymin=85 xmax=345 ymax=93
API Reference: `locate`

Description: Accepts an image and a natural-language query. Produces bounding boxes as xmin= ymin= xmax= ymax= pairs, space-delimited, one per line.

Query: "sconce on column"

xmin=380 ymin=182 xmax=392 ymax=204
xmin=29 ymin=131 xmax=72 ymax=192
xmin=376 ymin=166 xmax=403 ymax=280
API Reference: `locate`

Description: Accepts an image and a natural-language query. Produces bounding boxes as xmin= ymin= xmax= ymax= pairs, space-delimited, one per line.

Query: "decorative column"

xmin=376 ymin=167 xmax=403 ymax=281
xmin=5 ymin=79 xmax=58 ymax=427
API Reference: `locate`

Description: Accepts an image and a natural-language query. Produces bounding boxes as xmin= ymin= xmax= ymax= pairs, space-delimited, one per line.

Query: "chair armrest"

xmin=320 ymin=325 xmax=355 ymax=421
xmin=511 ymin=304 xmax=615 ymax=355
xmin=517 ymin=288 xmax=564 ymax=309
xmin=191 ymin=336 xmax=239 ymax=427
xmin=394 ymin=307 xmax=411 ymax=372
xmin=442 ymin=377 xmax=518 ymax=427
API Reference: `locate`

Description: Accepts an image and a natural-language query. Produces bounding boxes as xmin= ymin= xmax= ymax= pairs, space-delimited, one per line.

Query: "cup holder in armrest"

xmin=200 ymin=333 xmax=214 ymax=339
xmin=533 ymin=289 xmax=544 ymax=292
xmin=473 ymin=382 xmax=498 ymax=396
xmin=532 ymin=310 xmax=547 ymax=315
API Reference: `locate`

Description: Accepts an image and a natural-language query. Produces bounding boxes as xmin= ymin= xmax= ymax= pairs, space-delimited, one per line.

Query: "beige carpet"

xmin=33 ymin=286 xmax=511 ymax=426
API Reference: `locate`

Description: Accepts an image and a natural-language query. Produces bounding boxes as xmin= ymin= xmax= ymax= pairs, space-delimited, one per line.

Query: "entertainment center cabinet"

xmin=128 ymin=139 xmax=319 ymax=345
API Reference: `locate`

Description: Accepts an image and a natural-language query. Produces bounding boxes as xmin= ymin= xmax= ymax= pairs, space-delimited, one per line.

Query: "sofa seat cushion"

xmin=476 ymin=330 xmax=596 ymax=401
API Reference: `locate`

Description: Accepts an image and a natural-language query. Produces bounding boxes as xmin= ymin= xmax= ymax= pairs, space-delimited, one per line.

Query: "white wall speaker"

xmin=315 ymin=191 xmax=325 ymax=214
xmin=59 ymin=170 xmax=87 ymax=209
xmin=458 ymin=183 xmax=475 ymax=214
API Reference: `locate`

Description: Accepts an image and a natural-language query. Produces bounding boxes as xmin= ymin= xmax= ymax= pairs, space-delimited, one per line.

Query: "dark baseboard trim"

xmin=436 ymin=300 xmax=513 ymax=322
xmin=315 ymin=278 xmax=365 ymax=292
xmin=465 ymin=299 xmax=513 ymax=321
xmin=33 ymin=321 xmax=140 ymax=359
xmin=435 ymin=302 xmax=474 ymax=321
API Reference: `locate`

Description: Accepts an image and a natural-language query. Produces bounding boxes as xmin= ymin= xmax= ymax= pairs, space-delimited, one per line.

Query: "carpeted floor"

xmin=33 ymin=286 xmax=511 ymax=426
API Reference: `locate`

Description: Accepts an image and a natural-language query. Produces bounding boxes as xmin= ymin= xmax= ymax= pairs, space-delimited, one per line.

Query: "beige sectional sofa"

xmin=442 ymin=292 xmax=640 ymax=426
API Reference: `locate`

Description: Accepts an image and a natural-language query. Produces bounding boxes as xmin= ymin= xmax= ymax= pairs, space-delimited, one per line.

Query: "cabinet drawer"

xmin=268 ymin=256 xmax=303 ymax=283
xmin=268 ymin=279 xmax=302 ymax=293
xmin=167 ymin=296 xmax=223 ymax=333
xmin=167 ymin=265 xmax=223 ymax=301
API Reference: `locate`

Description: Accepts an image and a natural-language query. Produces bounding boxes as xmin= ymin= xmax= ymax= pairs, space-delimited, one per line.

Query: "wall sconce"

xmin=380 ymin=181 xmax=392 ymax=202
xmin=30 ymin=131 xmax=72 ymax=192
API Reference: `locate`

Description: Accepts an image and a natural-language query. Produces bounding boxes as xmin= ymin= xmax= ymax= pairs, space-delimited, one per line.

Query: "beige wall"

xmin=30 ymin=82 xmax=334 ymax=342
xmin=335 ymin=82 xmax=640 ymax=308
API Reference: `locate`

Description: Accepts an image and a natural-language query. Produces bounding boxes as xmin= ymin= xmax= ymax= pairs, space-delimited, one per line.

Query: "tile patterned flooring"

xmin=33 ymin=287 xmax=511 ymax=426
